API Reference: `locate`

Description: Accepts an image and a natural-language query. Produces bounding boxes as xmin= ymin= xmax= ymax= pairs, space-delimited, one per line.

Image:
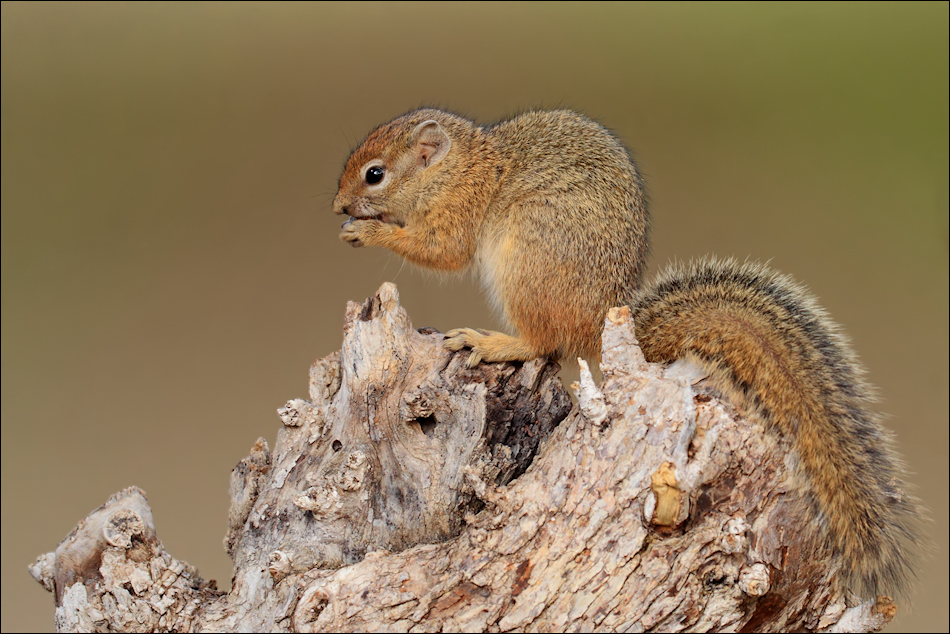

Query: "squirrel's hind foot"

xmin=444 ymin=328 xmax=542 ymax=368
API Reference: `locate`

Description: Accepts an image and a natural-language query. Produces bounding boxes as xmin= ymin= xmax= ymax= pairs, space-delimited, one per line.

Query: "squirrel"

xmin=331 ymin=107 xmax=919 ymax=599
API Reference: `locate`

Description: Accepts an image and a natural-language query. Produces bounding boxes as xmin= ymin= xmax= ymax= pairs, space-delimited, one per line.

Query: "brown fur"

xmin=334 ymin=108 xmax=647 ymax=362
xmin=333 ymin=108 xmax=919 ymax=598
xmin=632 ymin=258 xmax=919 ymax=597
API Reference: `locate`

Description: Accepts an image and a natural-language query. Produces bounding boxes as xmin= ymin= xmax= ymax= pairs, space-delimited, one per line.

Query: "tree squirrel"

xmin=332 ymin=108 xmax=919 ymax=598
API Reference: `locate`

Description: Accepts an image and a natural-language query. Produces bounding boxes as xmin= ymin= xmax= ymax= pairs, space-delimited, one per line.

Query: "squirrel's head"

xmin=333 ymin=110 xmax=462 ymax=226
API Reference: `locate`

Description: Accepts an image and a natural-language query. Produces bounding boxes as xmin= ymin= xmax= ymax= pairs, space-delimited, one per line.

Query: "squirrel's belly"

xmin=475 ymin=229 xmax=512 ymax=322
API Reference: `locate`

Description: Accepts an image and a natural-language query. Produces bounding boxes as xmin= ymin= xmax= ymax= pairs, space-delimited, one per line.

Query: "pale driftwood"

xmin=29 ymin=283 xmax=896 ymax=632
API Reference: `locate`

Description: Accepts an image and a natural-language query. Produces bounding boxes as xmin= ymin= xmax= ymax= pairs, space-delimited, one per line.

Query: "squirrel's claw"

xmin=444 ymin=328 xmax=495 ymax=367
xmin=443 ymin=328 xmax=476 ymax=352
xmin=339 ymin=218 xmax=372 ymax=247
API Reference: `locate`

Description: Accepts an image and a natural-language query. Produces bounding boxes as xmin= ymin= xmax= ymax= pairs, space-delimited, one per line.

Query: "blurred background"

xmin=2 ymin=2 xmax=946 ymax=631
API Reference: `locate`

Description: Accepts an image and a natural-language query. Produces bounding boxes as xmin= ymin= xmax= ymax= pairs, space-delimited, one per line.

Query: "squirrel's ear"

xmin=410 ymin=120 xmax=451 ymax=168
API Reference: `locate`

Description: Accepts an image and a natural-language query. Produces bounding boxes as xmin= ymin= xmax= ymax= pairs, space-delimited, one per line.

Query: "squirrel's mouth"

xmin=338 ymin=200 xmax=405 ymax=227
xmin=342 ymin=213 xmax=405 ymax=228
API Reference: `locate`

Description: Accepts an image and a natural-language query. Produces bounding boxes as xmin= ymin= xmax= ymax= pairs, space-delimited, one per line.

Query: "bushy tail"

xmin=630 ymin=257 xmax=919 ymax=597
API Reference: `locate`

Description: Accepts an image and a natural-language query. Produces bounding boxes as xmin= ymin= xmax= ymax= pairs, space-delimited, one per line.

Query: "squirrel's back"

xmin=631 ymin=258 xmax=920 ymax=597
xmin=476 ymin=111 xmax=650 ymax=358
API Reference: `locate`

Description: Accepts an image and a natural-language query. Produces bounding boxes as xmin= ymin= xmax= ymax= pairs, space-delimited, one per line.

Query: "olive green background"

xmin=2 ymin=2 xmax=947 ymax=631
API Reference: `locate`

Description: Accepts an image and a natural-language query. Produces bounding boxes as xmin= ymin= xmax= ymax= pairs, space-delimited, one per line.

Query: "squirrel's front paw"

xmin=444 ymin=328 xmax=492 ymax=368
xmin=340 ymin=218 xmax=383 ymax=248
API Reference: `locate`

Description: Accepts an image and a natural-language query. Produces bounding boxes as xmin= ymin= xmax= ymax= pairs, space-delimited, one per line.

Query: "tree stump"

xmin=29 ymin=283 xmax=897 ymax=632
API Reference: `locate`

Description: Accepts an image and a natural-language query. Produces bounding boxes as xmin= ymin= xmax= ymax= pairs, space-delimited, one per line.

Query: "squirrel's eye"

xmin=365 ymin=166 xmax=385 ymax=185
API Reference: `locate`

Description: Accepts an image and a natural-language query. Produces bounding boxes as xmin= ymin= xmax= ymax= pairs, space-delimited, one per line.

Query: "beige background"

xmin=2 ymin=3 xmax=946 ymax=632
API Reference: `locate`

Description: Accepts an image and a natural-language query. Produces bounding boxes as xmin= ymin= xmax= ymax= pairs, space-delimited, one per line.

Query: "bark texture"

xmin=30 ymin=283 xmax=896 ymax=632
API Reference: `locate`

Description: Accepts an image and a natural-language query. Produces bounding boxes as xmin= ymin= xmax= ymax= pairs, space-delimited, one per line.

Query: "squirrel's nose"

xmin=332 ymin=199 xmax=350 ymax=216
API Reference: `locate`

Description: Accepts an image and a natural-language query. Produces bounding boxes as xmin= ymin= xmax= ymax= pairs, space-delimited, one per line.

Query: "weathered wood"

xmin=29 ymin=283 xmax=896 ymax=632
